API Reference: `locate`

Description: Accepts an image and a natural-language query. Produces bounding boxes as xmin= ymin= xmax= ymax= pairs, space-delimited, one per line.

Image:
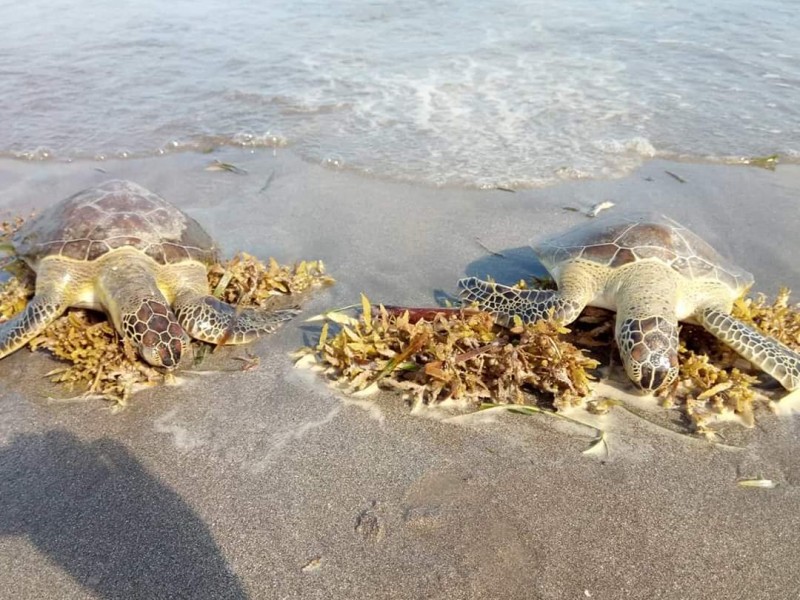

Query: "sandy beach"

xmin=2 ymin=149 xmax=800 ymax=599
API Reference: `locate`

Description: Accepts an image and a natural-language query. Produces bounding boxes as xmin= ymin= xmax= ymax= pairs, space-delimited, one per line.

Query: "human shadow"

xmin=0 ymin=430 xmax=247 ymax=600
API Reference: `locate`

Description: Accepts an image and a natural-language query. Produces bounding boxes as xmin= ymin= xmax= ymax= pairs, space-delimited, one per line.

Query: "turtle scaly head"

xmin=617 ymin=316 xmax=680 ymax=392
xmin=122 ymin=299 xmax=191 ymax=369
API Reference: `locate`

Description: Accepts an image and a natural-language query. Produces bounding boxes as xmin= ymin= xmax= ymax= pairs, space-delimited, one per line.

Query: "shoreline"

xmin=1 ymin=145 xmax=798 ymax=192
xmin=2 ymin=149 xmax=800 ymax=599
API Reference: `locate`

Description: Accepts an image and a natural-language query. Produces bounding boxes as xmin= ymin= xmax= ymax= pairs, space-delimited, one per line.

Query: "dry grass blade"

xmin=587 ymin=201 xmax=615 ymax=217
xmin=736 ymin=478 xmax=777 ymax=489
xmin=480 ymin=402 xmax=608 ymax=454
xmin=204 ymin=160 xmax=248 ymax=175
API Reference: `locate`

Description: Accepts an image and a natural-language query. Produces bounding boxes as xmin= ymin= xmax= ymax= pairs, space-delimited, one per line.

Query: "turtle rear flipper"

xmin=0 ymin=293 xmax=65 ymax=358
xmin=457 ymin=277 xmax=583 ymax=325
xmin=174 ymin=293 xmax=300 ymax=345
xmin=696 ymin=307 xmax=800 ymax=390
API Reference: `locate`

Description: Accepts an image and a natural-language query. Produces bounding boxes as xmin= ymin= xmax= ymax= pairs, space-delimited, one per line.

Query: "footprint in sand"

xmin=355 ymin=500 xmax=384 ymax=543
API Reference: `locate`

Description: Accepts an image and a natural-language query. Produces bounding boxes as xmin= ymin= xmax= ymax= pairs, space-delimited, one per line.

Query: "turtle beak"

xmin=638 ymin=365 xmax=675 ymax=392
xmin=635 ymin=353 xmax=679 ymax=393
xmin=160 ymin=331 xmax=193 ymax=370
xmin=137 ymin=331 xmax=191 ymax=371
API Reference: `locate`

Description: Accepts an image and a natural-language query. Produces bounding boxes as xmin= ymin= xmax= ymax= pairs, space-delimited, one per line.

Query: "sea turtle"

xmin=0 ymin=180 xmax=298 ymax=368
xmin=459 ymin=213 xmax=800 ymax=392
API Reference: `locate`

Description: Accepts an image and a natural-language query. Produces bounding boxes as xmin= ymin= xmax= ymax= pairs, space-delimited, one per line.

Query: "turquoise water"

xmin=1 ymin=0 xmax=797 ymax=187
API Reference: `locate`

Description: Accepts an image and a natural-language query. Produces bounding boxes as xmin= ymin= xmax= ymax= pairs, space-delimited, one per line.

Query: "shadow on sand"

xmin=0 ymin=430 xmax=247 ymax=599
xmin=463 ymin=245 xmax=547 ymax=285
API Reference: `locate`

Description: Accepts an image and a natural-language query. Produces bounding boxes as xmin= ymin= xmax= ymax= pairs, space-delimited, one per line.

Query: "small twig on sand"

xmin=665 ymin=170 xmax=686 ymax=183
xmin=259 ymin=171 xmax=275 ymax=193
xmin=587 ymin=201 xmax=615 ymax=218
xmin=475 ymin=238 xmax=505 ymax=257
xmin=205 ymin=160 xmax=248 ymax=175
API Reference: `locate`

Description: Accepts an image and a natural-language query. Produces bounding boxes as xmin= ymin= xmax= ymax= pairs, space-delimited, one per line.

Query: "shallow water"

xmin=1 ymin=0 xmax=798 ymax=187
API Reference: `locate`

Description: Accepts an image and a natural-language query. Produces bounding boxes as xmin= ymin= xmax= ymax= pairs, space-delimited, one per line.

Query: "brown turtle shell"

xmin=533 ymin=212 xmax=754 ymax=293
xmin=12 ymin=180 xmax=219 ymax=266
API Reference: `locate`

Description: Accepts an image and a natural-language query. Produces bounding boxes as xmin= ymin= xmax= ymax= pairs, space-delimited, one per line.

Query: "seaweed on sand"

xmin=297 ymin=289 xmax=800 ymax=435
xmin=0 ymin=272 xmax=33 ymax=320
xmin=676 ymin=343 xmax=759 ymax=435
xmin=742 ymin=154 xmax=779 ymax=170
xmin=294 ymin=294 xmax=600 ymax=410
xmin=0 ymin=245 xmax=333 ymax=406
xmin=732 ymin=287 xmax=800 ymax=348
xmin=29 ymin=311 xmax=164 ymax=405
xmin=673 ymin=288 xmax=800 ymax=435
xmin=208 ymin=253 xmax=334 ymax=305
xmin=1 ymin=216 xmax=26 ymax=240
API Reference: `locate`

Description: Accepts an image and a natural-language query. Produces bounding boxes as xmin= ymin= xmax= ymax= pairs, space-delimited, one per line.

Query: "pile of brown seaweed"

xmin=296 ymin=290 xmax=800 ymax=435
xmin=295 ymin=295 xmax=599 ymax=409
xmin=208 ymin=253 xmax=333 ymax=306
xmin=29 ymin=311 xmax=164 ymax=404
xmin=0 ymin=272 xmax=32 ymax=320
xmin=0 ymin=217 xmax=34 ymax=320
xmin=0 ymin=252 xmax=333 ymax=406
xmin=675 ymin=289 xmax=800 ymax=434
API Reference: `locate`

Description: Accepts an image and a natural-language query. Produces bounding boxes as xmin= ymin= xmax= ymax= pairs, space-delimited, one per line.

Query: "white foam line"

xmin=248 ymin=405 xmax=341 ymax=473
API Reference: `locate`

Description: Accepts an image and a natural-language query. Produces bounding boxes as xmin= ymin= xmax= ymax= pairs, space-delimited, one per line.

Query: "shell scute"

xmin=87 ymin=241 xmax=111 ymax=261
xmin=533 ymin=212 xmax=753 ymax=293
xmin=12 ymin=180 xmax=218 ymax=266
xmin=609 ymin=248 xmax=636 ymax=268
xmin=582 ymin=242 xmax=618 ymax=263
xmin=60 ymin=239 xmax=92 ymax=261
xmin=687 ymin=256 xmax=716 ymax=279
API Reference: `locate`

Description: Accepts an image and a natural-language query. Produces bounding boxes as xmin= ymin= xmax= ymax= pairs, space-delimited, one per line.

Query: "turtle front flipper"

xmin=174 ymin=293 xmax=300 ymax=345
xmin=457 ymin=277 xmax=584 ymax=326
xmin=696 ymin=307 xmax=800 ymax=390
xmin=0 ymin=293 xmax=65 ymax=358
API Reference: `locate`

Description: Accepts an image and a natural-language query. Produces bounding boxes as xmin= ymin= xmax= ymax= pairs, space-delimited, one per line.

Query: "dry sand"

xmin=1 ymin=150 xmax=800 ymax=599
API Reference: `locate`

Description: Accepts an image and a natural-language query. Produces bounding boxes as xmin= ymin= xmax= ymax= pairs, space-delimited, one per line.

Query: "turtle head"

xmin=122 ymin=298 xmax=191 ymax=369
xmin=617 ymin=316 xmax=680 ymax=392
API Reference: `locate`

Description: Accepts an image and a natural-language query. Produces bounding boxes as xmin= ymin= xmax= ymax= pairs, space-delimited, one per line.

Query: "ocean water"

xmin=1 ymin=0 xmax=797 ymax=188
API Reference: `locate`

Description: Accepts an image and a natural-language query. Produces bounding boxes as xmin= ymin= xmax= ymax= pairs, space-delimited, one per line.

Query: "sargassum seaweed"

xmin=295 ymin=295 xmax=599 ymax=410
xmin=296 ymin=290 xmax=800 ymax=435
xmin=0 ymin=253 xmax=333 ymax=406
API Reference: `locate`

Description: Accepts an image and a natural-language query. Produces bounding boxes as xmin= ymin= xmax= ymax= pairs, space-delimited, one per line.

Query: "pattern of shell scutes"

xmin=12 ymin=180 xmax=218 ymax=266
xmin=532 ymin=212 xmax=754 ymax=293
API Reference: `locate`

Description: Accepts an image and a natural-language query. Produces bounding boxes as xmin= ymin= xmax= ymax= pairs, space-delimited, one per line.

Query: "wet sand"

xmin=2 ymin=150 xmax=800 ymax=599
